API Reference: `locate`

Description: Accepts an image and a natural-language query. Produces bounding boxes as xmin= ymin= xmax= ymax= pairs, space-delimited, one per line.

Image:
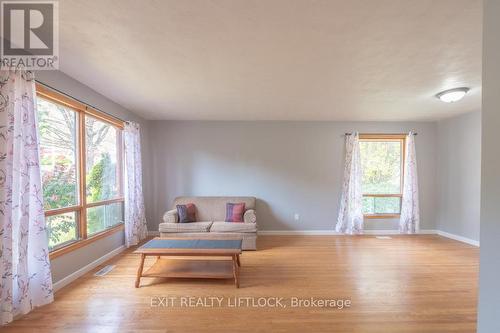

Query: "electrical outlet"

xmin=294 ymin=213 xmax=300 ymax=221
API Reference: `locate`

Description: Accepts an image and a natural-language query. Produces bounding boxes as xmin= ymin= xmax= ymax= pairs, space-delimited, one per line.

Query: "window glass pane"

xmin=37 ymin=97 xmax=79 ymax=210
xmin=362 ymin=197 xmax=375 ymax=214
xmin=86 ymin=117 xmax=120 ymax=203
xmin=363 ymin=196 xmax=401 ymax=215
xmin=374 ymin=197 xmax=401 ymax=214
xmin=360 ymin=140 xmax=402 ymax=194
xmin=46 ymin=212 xmax=78 ymax=250
xmin=87 ymin=202 xmax=124 ymax=235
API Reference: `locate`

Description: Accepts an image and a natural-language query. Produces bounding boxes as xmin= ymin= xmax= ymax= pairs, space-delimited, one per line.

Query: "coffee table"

xmin=134 ymin=237 xmax=243 ymax=288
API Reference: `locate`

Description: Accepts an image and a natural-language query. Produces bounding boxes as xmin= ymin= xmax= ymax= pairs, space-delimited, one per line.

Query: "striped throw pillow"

xmin=225 ymin=202 xmax=245 ymax=222
xmin=176 ymin=203 xmax=196 ymax=223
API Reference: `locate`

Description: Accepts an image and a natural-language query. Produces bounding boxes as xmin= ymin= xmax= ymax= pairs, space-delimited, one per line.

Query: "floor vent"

xmin=375 ymin=236 xmax=392 ymax=240
xmin=94 ymin=265 xmax=115 ymax=277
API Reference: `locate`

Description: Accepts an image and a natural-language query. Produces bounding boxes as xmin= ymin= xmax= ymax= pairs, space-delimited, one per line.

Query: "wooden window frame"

xmin=36 ymin=83 xmax=125 ymax=259
xmin=359 ymin=133 xmax=406 ymax=219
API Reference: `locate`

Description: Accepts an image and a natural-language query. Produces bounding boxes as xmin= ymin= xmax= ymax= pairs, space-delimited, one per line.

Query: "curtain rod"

xmin=35 ymin=80 xmax=126 ymax=123
xmin=344 ymin=132 xmax=418 ymax=136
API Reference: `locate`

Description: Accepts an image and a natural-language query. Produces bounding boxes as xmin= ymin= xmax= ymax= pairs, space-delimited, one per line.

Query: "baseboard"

xmin=148 ymin=231 xmax=160 ymax=236
xmin=437 ymin=230 xmax=480 ymax=247
xmin=258 ymin=229 xmax=437 ymax=235
xmin=364 ymin=229 xmax=437 ymax=235
xmin=258 ymin=230 xmax=338 ymax=235
xmin=53 ymin=245 xmax=126 ymax=292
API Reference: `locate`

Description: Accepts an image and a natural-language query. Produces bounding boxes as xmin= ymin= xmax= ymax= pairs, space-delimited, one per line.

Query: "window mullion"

xmin=45 ymin=206 xmax=82 ymax=217
xmin=78 ymin=111 xmax=88 ymax=240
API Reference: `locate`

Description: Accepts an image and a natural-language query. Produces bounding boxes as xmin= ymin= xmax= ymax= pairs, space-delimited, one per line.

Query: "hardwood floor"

xmin=4 ymin=235 xmax=479 ymax=333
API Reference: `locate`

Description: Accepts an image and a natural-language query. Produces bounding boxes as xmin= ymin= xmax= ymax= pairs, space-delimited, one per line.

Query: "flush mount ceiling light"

xmin=436 ymin=87 xmax=470 ymax=103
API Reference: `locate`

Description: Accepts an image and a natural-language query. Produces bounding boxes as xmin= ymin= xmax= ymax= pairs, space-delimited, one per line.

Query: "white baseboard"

xmin=437 ymin=230 xmax=480 ymax=247
xmin=258 ymin=229 xmax=478 ymax=246
xmin=364 ymin=229 xmax=438 ymax=235
xmin=258 ymin=230 xmax=339 ymax=235
xmin=258 ymin=229 xmax=437 ymax=235
xmin=53 ymin=245 xmax=126 ymax=292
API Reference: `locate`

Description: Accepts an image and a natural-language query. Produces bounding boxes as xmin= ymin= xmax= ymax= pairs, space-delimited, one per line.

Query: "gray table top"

xmin=139 ymin=238 xmax=242 ymax=250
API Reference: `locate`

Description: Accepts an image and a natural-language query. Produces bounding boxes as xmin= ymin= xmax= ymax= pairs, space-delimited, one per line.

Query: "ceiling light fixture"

xmin=436 ymin=87 xmax=470 ymax=103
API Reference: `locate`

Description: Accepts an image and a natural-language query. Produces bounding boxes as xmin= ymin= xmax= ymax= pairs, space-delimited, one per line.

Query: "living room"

xmin=1 ymin=0 xmax=498 ymax=332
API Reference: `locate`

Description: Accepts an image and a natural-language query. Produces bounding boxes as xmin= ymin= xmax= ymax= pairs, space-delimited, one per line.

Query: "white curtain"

xmin=399 ymin=131 xmax=420 ymax=233
xmin=336 ymin=132 xmax=364 ymax=234
xmin=123 ymin=121 xmax=147 ymax=247
xmin=0 ymin=70 xmax=53 ymax=325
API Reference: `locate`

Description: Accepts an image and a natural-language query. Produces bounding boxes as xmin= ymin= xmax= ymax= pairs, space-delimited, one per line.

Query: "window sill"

xmin=49 ymin=223 xmax=124 ymax=260
xmin=364 ymin=214 xmax=400 ymax=219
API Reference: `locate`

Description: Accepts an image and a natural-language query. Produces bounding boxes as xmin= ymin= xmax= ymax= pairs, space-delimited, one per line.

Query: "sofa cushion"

xmin=159 ymin=221 xmax=212 ymax=233
xmin=210 ymin=222 xmax=257 ymax=233
xmin=176 ymin=203 xmax=196 ymax=223
xmin=225 ymin=202 xmax=245 ymax=222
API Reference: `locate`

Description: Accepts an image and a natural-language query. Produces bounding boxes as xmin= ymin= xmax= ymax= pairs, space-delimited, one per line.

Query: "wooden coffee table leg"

xmin=232 ymin=255 xmax=240 ymax=288
xmin=236 ymin=254 xmax=241 ymax=267
xmin=135 ymin=254 xmax=146 ymax=288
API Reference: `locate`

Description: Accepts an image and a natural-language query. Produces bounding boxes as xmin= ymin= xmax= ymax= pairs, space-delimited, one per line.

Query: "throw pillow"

xmin=176 ymin=203 xmax=196 ymax=223
xmin=225 ymin=202 xmax=245 ymax=222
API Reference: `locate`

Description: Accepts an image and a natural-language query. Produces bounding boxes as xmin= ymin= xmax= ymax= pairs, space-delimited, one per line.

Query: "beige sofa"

xmin=159 ymin=196 xmax=257 ymax=250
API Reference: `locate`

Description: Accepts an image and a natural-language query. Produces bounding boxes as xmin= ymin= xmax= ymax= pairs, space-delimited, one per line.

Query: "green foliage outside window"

xmin=86 ymin=153 xmax=120 ymax=235
xmin=41 ymin=155 xmax=77 ymax=210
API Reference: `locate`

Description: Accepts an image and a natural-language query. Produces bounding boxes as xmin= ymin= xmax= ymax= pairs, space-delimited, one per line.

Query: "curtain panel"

xmin=336 ymin=132 xmax=364 ymax=234
xmin=399 ymin=131 xmax=420 ymax=233
xmin=123 ymin=121 xmax=148 ymax=247
xmin=0 ymin=70 xmax=54 ymax=325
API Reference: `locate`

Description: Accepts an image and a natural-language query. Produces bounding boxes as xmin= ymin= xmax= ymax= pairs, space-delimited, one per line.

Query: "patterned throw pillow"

xmin=225 ymin=202 xmax=246 ymax=222
xmin=176 ymin=203 xmax=196 ymax=223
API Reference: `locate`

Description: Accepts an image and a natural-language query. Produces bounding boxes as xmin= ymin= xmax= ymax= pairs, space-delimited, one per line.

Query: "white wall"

xmin=35 ymin=70 xmax=152 ymax=284
xmin=436 ymin=111 xmax=481 ymax=242
xmin=478 ymin=0 xmax=500 ymax=331
xmin=149 ymin=121 xmax=438 ymax=232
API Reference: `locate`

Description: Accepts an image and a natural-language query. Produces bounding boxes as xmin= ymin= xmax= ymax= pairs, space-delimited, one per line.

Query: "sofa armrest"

xmin=163 ymin=209 xmax=178 ymax=223
xmin=244 ymin=209 xmax=257 ymax=223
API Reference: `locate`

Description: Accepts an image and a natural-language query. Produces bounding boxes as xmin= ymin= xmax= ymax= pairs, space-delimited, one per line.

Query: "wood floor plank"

xmin=3 ymin=235 xmax=479 ymax=333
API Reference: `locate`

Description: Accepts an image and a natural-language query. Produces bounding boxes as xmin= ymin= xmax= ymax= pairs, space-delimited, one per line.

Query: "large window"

xmin=36 ymin=84 xmax=124 ymax=256
xmin=359 ymin=134 xmax=405 ymax=218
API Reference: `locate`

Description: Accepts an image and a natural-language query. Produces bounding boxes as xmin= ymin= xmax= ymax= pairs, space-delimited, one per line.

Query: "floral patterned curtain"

xmin=336 ymin=132 xmax=364 ymax=234
xmin=0 ymin=70 xmax=53 ymax=325
xmin=399 ymin=131 xmax=420 ymax=233
xmin=123 ymin=121 xmax=147 ymax=247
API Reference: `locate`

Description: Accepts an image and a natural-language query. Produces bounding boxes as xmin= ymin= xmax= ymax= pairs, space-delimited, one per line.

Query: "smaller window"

xmin=359 ymin=134 xmax=406 ymax=218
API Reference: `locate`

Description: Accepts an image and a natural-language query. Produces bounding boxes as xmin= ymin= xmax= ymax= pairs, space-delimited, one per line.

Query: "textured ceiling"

xmin=58 ymin=0 xmax=482 ymax=121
